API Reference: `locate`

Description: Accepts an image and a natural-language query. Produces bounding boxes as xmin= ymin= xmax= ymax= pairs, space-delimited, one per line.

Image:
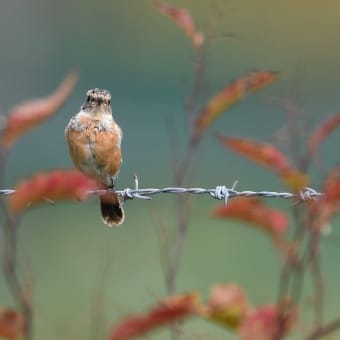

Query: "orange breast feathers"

xmin=65 ymin=111 xmax=123 ymax=187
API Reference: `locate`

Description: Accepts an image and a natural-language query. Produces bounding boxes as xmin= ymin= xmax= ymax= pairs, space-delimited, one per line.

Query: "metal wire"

xmin=0 ymin=176 xmax=323 ymax=205
xmin=0 ymin=190 xmax=15 ymax=195
xmin=115 ymin=186 xmax=323 ymax=204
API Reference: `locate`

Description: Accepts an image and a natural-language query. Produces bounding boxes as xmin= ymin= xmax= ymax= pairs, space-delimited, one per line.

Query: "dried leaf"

xmin=0 ymin=308 xmax=25 ymax=339
xmin=239 ymin=304 xmax=297 ymax=340
xmin=109 ymin=293 xmax=199 ymax=340
xmin=212 ymin=197 xmax=288 ymax=238
xmin=307 ymin=113 xmax=340 ymax=156
xmin=246 ymin=70 xmax=280 ymax=92
xmin=1 ymin=71 xmax=78 ymax=149
xmin=154 ymin=2 xmax=204 ymax=48
xmin=218 ymin=136 xmax=290 ymax=173
xmin=197 ymin=283 xmax=251 ymax=330
xmin=8 ymin=169 xmax=98 ymax=215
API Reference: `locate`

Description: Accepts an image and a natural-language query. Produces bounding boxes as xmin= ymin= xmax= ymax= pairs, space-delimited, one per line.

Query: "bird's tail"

xmin=99 ymin=191 xmax=125 ymax=227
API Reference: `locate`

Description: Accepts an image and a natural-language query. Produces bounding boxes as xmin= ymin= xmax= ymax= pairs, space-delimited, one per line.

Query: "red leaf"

xmin=109 ymin=293 xmax=199 ymax=340
xmin=192 ymin=71 xmax=279 ymax=139
xmin=218 ymin=136 xmax=290 ymax=173
xmin=154 ymin=2 xmax=204 ymax=48
xmin=194 ymin=79 xmax=246 ymax=136
xmin=323 ymin=165 xmax=340 ymax=204
xmin=1 ymin=71 xmax=78 ymax=149
xmin=0 ymin=308 xmax=25 ymax=339
xmin=219 ymin=136 xmax=309 ymax=191
xmin=279 ymin=167 xmax=309 ymax=193
xmin=212 ymin=197 xmax=288 ymax=237
xmin=307 ymin=113 xmax=340 ymax=156
xmin=198 ymin=283 xmax=251 ymax=330
xmin=311 ymin=165 xmax=340 ymax=230
xmin=239 ymin=304 xmax=297 ymax=340
xmin=8 ymin=169 xmax=98 ymax=215
xmin=246 ymin=70 xmax=280 ymax=92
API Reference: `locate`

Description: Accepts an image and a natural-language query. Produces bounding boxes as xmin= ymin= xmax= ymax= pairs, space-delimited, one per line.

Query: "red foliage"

xmin=218 ymin=136 xmax=290 ymax=172
xmin=307 ymin=112 xmax=340 ymax=156
xmin=323 ymin=165 xmax=340 ymax=204
xmin=239 ymin=304 xmax=297 ymax=340
xmin=199 ymin=283 xmax=251 ymax=329
xmin=109 ymin=293 xmax=199 ymax=340
xmin=1 ymin=71 xmax=78 ymax=149
xmin=218 ymin=136 xmax=309 ymax=191
xmin=279 ymin=167 xmax=309 ymax=193
xmin=311 ymin=165 xmax=340 ymax=230
xmin=195 ymin=79 xmax=246 ymax=134
xmin=0 ymin=308 xmax=25 ymax=339
xmin=8 ymin=169 xmax=99 ymax=215
xmin=246 ymin=70 xmax=280 ymax=92
xmin=212 ymin=197 xmax=288 ymax=238
xmin=194 ymin=71 xmax=279 ymax=138
xmin=154 ymin=2 xmax=204 ymax=48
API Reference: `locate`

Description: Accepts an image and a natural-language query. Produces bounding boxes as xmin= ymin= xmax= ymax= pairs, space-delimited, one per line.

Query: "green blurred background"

xmin=1 ymin=0 xmax=340 ymax=338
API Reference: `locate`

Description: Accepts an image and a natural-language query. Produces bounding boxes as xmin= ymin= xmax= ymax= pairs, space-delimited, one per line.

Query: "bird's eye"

xmin=108 ymin=100 xmax=111 ymax=105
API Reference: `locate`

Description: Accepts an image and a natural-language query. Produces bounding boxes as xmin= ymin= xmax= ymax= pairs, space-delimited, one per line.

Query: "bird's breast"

xmin=66 ymin=111 xmax=122 ymax=185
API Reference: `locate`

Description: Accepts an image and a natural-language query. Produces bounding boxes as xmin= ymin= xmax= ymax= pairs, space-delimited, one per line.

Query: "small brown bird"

xmin=65 ymin=88 xmax=124 ymax=226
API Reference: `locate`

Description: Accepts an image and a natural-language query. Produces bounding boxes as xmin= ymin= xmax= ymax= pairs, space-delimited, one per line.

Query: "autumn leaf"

xmin=212 ymin=197 xmax=288 ymax=239
xmin=307 ymin=112 xmax=340 ymax=156
xmin=194 ymin=79 xmax=246 ymax=136
xmin=197 ymin=283 xmax=251 ymax=330
xmin=218 ymin=136 xmax=309 ymax=191
xmin=1 ymin=71 xmax=78 ymax=149
xmin=0 ymin=308 xmax=25 ymax=339
xmin=279 ymin=168 xmax=309 ymax=193
xmin=154 ymin=2 xmax=204 ymax=48
xmin=246 ymin=70 xmax=280 ymax=92
xmin=323 ymin=165 xmax=340 ymax=204
xmin=193 ymin=71 xmax=279 ymax=140
xmin=218 ymin=136 xmax=290 ymax=172
xmin=8 ymin=169 xmax=98 ymax=215
xmin=239 ymin=304 xmax=297 ymax=340
xmin=311 ymin=165 xmax=340 ymax=230
xmin=109 ymin=293 xmax=199 ymax=340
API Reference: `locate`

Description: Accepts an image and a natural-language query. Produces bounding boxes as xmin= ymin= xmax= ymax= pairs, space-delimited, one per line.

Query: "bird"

xmin=65 ymin=88 xmax=124 ymax=226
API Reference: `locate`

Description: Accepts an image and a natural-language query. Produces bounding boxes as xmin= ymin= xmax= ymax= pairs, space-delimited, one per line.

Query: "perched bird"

xmin=65 ymin=88 xmax=124 ymax=226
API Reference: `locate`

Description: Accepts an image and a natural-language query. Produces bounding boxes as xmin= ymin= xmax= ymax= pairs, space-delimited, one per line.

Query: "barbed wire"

xmin=0 ymin=178 xmax=323 ymax=205
xmin=116 ymin=186 xmax=323 ymax=204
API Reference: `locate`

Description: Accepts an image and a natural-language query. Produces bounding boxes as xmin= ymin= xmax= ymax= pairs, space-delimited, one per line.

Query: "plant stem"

xmin=0 ymin=146 xmax=33 ymax=339
xmin=3 ymin=216 xmax=33 ymax=340
xmin=305 ymin=317 xmax=340 ymax=340
xmin=166 ymin=45 xmax=206 ymax=296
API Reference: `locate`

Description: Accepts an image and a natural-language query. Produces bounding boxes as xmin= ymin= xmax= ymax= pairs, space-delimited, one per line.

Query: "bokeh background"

xmin=1 ymin=0 xmax=340 ymax=338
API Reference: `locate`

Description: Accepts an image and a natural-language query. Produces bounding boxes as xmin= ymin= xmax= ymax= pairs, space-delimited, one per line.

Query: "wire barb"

xmin=0 ymin=189 xmax=16 ymax=195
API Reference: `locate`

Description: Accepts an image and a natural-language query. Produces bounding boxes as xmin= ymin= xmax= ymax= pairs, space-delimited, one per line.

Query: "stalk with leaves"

xmin=109 ymin=3 xmax=340 ymax=340
xmin=0 ymin=71 xmax=78 ymax=339
xmin=154 ymin=1 xmax=279 ymax=298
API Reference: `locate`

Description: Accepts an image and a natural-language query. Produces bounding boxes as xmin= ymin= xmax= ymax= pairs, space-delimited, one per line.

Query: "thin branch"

xmin=305 ymin=317 xmax=340 ymax=340
xmin=0 ymin=145 xmax=33 ymax=340
xmin=1 ymin=208 xmax=33 ymax=340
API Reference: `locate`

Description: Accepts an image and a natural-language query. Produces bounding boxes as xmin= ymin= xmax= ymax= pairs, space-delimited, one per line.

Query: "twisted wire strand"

xmin=115 ymin=186 xmax=323 ymax=204
xmin=0 ymin=184 xmax=322 ymax=205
